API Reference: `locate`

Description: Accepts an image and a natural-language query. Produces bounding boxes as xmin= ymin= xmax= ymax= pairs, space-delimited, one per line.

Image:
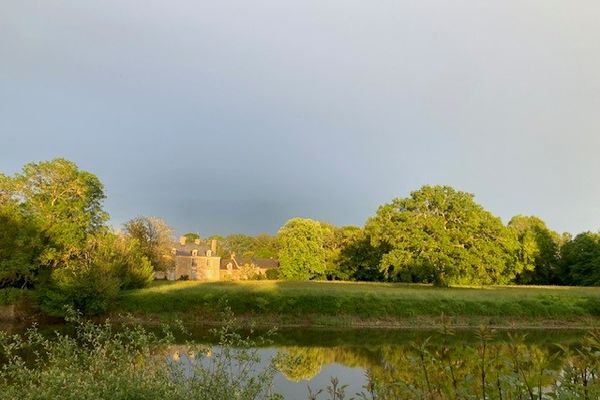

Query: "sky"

xmin=1 ymin=0 xmax=599 ymax=236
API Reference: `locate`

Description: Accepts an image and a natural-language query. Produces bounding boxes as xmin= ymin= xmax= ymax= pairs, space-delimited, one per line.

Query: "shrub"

xmin=265 ymin=269 xmax=280 ymax=280
xmin=0 ymin=308 xmax=281 ymax=400
xmin=37 ymin=232 xmax=154 ymax=316
xmin=0 ymin=288 xmax=28 ymax=306
xmin=38 ymin=261 xmax=121 ymax=316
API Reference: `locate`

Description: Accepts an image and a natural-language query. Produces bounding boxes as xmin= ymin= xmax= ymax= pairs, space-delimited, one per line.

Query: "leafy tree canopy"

xmin=123 ymin=216 xmax=175 ymax=272
xmin=366 ymin=185 xmax=521 ymax=286
xmin=182 ymin=232 xmax=200 ymax=243
xmin=559 ymin=232 xmax=600 ymax=286
xmin=211 ymin=233 xmax=279 ymax=258
xmin=1 ymin=158 xmax=107 ymax=274
xmin=277 ymin=218 xmax=326 ymax=280
xmin=508 ymin=215 xmax=563 ymax=284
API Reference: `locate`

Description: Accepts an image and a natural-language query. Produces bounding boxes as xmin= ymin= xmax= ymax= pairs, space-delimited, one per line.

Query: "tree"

xmin=0 ymin=159 xmax=107 ymax=288
xmin=39 ymin=230 xmax=154 ymax=316
xmin=508 ymin=215 xmax=562 ymax=284
xmin=337 ymin=229 xmax=388 ymax=281
xmin=99 ymin=232 xmax=154 ymax=290
xmin=212 ymin=234 xmax=279 ymax=258
xmin=559 ymin=232 xmax=600 ymax=286
xmin=123 ymin=216 xmax=175 ymax=272
xmin=182 ymin=232 xmax=200 ymax=244
xmin=11 ymin=159 xmax=107 ymax=269
xmin=321 ymin=224 xmax=363 ymax=280
xmin=1 ymin=158 xmax=156 ymax=315
xmin=274 ymin=347 xmax=326 ymax=382
xmin=0 ymin=180 xmax=42 ymax=288
xmin=366 ymin=185 xmax=521 ymax=286
xmin=277 ymin=218 xmax=326 ymax=280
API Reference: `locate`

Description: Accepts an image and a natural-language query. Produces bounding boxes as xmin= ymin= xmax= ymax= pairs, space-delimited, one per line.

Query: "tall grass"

xmin=118 ymin=281 xmax=600 ymax=327
xmin=0 ymin=307 xmax=281 ymax=400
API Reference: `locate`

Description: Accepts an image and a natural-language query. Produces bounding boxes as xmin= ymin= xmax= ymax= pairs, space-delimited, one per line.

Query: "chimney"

xmin=179 ymin=236 xmax=186 ymax=245
xmin=211 ymin=239 xmax=218 ymax=255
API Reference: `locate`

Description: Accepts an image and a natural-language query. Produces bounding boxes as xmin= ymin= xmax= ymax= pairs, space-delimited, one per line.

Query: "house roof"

xmin=173 ymin=243 xmax=212 ymax=257
xmin=219 ymin=257 xmax=279 ymax=270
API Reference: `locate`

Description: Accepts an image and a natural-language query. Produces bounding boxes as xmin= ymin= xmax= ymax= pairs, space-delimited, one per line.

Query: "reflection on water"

xmin=1 ymin=321 xmax=596 ymax=399
xmin=163 ymin=327 xmax=591 ymax=399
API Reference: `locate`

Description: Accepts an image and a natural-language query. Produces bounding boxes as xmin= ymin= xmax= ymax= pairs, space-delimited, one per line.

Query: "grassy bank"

xmin=116 ymin=281 xmax=600 ymax=328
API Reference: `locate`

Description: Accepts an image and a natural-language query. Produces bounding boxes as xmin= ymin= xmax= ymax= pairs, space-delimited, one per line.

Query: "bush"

xmin=37 ymin=232 xmax=154 ymax=316
xmin=0 ymin=288 xmax=28 ymax=306
xmin=0 ymin=308 xmax=281 ymax=400
xmin=108 ymin=234 xmax=154 ymax=290
xmin=38 ymin=262 xmax=121 ymax=316
xmin=265 ymin=269 xmax=280 ymax=280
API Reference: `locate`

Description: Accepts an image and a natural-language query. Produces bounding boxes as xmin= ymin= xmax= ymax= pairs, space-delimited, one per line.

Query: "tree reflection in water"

xmin=272 ymin=327 xmax=600 ymax=399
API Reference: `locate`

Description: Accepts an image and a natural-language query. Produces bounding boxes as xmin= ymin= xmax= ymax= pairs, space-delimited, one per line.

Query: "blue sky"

xmin=1 ymin=0 xmax=599 ymax=236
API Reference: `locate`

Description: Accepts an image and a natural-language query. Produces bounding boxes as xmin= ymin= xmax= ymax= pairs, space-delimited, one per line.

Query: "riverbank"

xmin=115 ymin=281 xmax=600 ymax=329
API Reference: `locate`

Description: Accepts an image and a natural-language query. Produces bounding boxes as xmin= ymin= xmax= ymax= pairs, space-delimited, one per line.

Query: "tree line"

xmin=1 ymin=159 xmax=600 ymax=316
xmin=275 ymin=186 xmax=600 ymax=287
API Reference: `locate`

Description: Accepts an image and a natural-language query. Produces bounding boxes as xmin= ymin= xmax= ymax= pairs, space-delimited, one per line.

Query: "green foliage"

xmin=275 ymin=347 xmax=325 ymax=382
xmin=0 ymin=159 xmax=163 ymax=316
xmin=0 ymin=192 xmax=42 ymax=288
xmin=183 ymin=232 xmax=200 ymax=243
xmin=366 ymin=185 xmax=522 ymax=286
xmin=0 ymin=159 xmax=107 ymax=288
xmin=0 ymin=288 xmax=28 ymax=306
xmin=38 ymin=231 xmax=153 ymax=316
xmin=97 ymin=232 xmax=154 ymax=290
xmin=0 ymin=309 xmax=280 ymax=400
xmin=560 ymin=232 xmax=600 ymax=286
xmin=337 ymin=229 xmax=387 ymax=282
xmin=265 ymin=268 xmax=281 ymax=280
xmin=39 ymin=259 xmax=120 ymax=316
xmin=509 ymin=215 xmax=563 ymax=284
xmin=214 ymin=234 xmax=279 ymax=258
xmin=123 ymin=216 xmax=176 ymax=272
xmin=12 ymin=158 xmax=108 ymax=269
xmin=302 ymin=328 xmax=600 ymax=400
xmin=321 ymin=224 xmax=361 ymax=280
xmin=277 ymin=218 xmax=327 ymax=280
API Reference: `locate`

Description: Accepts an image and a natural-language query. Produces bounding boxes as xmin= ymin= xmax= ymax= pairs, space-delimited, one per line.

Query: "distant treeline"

xmin=1 ymin=159 xmax=600 ymax=316
xmin=202 ymin=188 xmax=599 ymax=288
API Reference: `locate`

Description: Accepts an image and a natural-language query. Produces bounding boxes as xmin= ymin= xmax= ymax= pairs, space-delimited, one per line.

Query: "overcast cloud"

xmin=1 ymin=0 xmax=599 ymax=235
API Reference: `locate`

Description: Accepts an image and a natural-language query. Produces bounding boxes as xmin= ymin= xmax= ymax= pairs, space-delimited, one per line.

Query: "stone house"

xmin=165 ymin=237 xmax=221 ymax=281
xmin=160 ymin=237 xmax=279 ymax=281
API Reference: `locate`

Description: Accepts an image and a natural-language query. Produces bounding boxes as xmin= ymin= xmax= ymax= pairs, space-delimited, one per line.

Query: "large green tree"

xmin=0 ymin=159 xmax=107 ymax=287
xmin=366 ymin=185 xmax=521 ymax=286
xmin=321 ymin=224 xmax=365 ymax=280
xmin=11 ymin=159 xmax=107 ymax=269
xmin=337 ymin=229 xmax=388 ymax=281
xmin=559 ymin=232 xmax=600 ymax=286
xmin=0 ymin=175 xmax=42 ymax=288
xmin=508 ymin=215 xmax=563 ymax=284
xmin=277 ymin=218 xmax=326 ymax=280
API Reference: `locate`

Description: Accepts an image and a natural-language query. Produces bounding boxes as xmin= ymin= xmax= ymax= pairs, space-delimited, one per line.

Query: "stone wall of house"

xmin=172 ymin=256 xmax=221 ymax=281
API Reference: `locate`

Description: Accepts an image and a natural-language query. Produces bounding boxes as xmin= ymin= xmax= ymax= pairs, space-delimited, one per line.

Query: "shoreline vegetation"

xmin=111 ymin=280 xmax=600 ymax=330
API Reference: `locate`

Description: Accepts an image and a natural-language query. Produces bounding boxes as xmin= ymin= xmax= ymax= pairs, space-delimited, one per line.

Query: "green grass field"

xmin=117 ymin=280 xmax=600 ymax=328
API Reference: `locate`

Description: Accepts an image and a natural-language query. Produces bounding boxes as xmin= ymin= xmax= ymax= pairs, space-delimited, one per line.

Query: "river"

xmin=0 ymin=321 xmax=593 ymax=399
